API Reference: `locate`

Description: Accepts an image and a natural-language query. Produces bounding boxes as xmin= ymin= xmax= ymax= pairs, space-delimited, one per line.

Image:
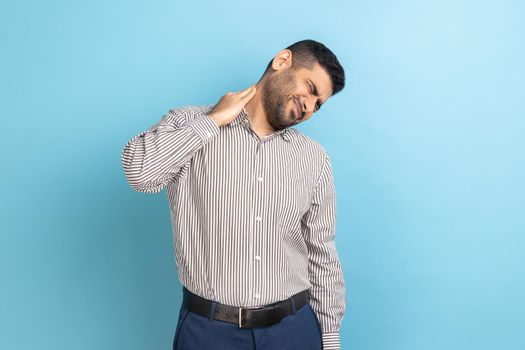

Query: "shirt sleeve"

xmin=120 ymin=107 xmax=220 ymax=193
xmin=301 ymin=153 xmax=346 ymax=350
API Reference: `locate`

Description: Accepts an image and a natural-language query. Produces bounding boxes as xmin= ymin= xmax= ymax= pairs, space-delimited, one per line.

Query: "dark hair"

xmin=262 ymin=39 xmax=345 ymax=96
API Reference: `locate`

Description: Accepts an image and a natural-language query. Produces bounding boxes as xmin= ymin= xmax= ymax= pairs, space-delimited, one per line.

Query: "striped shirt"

xmin=120 ymin=104 xmax=346 ymax=349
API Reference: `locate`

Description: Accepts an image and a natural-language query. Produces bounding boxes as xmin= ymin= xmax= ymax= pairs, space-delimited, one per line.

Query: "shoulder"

xmin=288 ymin=128 xmax=330 ymax=160
xmin=287 ymin=128 xmax=332 ymax=184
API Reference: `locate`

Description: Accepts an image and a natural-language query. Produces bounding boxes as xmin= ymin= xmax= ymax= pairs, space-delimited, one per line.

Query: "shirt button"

xmin=257 ymin=176 xmax=263 ymax=182
xmin=255 ymin=216 xmax=262 ymax=221
xmin=254 ymin=293 xmax=260 ymax=299
xmin=205 ymin=131 xmax=211 ymax=137
xmin=255 ymin=255 xmax=261 ymax=261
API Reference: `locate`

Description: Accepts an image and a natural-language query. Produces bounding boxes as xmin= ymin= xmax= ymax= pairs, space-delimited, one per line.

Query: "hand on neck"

xmin=244 ymin=85 xmax=276 ymax=135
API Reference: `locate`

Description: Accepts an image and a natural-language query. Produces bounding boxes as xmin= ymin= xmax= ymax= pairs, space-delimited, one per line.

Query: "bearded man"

xmin=121 ymin=39 xmax=346 ymax=350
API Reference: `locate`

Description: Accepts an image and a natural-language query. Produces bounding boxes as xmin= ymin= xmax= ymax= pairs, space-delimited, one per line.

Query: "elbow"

xmin=122 ymin=166 xmax=163 ymax=194
xmin=124 ymin=175 xmax=164 ymax=194
xmin=120 ymin=148 xmax=153 ymax=193
xmin=121 ymin=164 xmax=167 ymax=194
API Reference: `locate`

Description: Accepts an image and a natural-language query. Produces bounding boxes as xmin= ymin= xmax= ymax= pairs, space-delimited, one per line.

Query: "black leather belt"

xmin=182 ymin=287 xmax=310 ymax=328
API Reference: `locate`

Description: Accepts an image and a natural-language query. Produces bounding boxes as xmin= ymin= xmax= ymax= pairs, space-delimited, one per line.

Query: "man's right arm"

xmin=120 ymin=107 xmax=220 ymax=193
xmin=121 ymin=83 xmax=258 ymax=194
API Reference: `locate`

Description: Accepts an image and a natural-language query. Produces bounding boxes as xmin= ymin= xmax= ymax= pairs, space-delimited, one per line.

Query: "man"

xmin=121 ymin=39 xmax=346 ymax=350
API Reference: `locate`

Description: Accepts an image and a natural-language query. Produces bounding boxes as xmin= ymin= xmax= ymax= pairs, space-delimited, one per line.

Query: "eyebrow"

xmin=308 ymin=79 xmax=324 ymax=110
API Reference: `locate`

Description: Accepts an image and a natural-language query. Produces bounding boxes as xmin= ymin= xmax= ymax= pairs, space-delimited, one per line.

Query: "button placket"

xmin=251 ymin=140 xmax=266 ymax=302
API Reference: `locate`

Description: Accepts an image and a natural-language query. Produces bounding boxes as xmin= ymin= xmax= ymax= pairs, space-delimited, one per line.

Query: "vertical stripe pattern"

xmin=120 ymin=104 xmax=346 ymax=349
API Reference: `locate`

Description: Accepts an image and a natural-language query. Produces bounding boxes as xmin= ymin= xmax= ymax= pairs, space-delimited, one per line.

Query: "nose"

xmin=300 ymin=97 xmax=315 ymax=115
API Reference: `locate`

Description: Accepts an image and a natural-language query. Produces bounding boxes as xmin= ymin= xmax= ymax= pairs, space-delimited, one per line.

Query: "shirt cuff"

xmin=322 ymin=332 xmax=341 ymax=350
xmin=187 ymin=113 xmax=220 ymax=144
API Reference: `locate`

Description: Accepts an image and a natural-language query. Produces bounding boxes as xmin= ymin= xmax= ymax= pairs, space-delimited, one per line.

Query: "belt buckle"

xmin=238 ymin=307 xmax=243 ymax=328
xmin=239 ymin=305 xmax=264 ymax=328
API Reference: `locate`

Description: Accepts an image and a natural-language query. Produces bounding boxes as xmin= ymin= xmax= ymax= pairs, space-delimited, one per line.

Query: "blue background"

xmin=1 ymin=0 xmax=523 ymax=349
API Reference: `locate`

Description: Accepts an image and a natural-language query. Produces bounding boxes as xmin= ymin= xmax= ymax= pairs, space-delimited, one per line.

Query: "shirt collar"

xmin=228 ymin=107 xmax=295 ymax=142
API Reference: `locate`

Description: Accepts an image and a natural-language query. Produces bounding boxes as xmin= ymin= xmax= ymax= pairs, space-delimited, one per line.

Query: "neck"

xmin=244 ymin=83 xmax=275 ymax=135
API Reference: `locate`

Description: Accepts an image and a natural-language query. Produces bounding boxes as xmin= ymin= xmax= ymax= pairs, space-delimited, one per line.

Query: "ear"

xmin=271 ymin=49 xmax=293 ymax=72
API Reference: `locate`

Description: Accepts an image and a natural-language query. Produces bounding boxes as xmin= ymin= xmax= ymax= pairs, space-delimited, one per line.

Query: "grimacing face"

xmin=261 ymin=62 xmax=333 ymax=131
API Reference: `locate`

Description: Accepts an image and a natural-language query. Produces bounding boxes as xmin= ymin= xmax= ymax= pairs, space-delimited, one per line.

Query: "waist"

xmin=182 ymin=286 xmax=310 ymax=328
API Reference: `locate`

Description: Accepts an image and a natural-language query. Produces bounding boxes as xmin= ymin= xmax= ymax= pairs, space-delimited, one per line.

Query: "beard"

xmin=261 ymin=69 xmax=301 ymax=131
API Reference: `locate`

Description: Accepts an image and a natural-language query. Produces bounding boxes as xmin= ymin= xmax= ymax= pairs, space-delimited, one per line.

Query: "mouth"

xmin=293 ymin=98 xmax=301 ymax=120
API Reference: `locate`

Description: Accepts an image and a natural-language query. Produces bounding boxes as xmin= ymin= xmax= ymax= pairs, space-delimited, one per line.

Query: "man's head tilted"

xmin=257 ymin=39 xmax=345 ymax=130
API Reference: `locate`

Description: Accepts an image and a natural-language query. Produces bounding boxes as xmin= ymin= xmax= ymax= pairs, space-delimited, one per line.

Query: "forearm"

xmin=121 ymin=110 xmax=219 ymax=193
xmin=309 ymin=255 xmax=346 ymax=350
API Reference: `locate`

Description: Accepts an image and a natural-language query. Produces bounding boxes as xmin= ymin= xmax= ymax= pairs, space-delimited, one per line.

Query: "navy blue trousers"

xmin=172 ymin=298 xmax=322 ymax=349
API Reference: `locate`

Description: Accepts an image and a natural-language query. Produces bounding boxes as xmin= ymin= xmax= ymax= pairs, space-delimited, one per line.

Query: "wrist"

xmin=208 ymin=113 xmax=222 ymax=128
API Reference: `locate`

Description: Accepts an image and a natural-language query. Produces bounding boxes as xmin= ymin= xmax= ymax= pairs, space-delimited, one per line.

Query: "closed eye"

xmin=308 ymin=81 xmax=321 ymax=112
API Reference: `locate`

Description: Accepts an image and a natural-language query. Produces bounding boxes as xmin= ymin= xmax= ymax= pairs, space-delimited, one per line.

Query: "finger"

xmin=236 ymin=84 xmax=255 ymax=95
xmin=242 ymin=88 xmax=257 ymax=104
xmin=239 ymin=85 xmax=257 ymax=98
